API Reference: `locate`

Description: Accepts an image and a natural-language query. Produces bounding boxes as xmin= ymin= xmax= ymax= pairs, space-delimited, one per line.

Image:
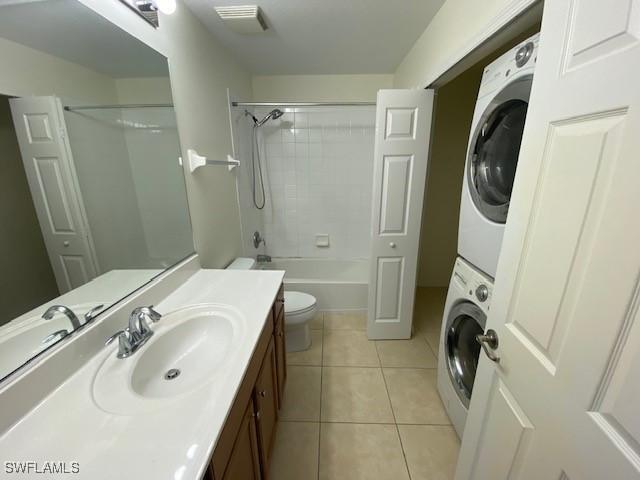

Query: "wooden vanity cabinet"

xmin=205 ymin=285 xmax=286 ymax=480
xmin=273 ymin=286 xmax=286 ymax=407
xmin=219 ymin=399 xmax=261 ymax=480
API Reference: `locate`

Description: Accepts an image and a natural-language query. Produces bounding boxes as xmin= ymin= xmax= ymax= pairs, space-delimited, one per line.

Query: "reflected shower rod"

xmin=63 ymin=103 xmax=173 ymax=112
xmin=231 ymin=101 xmax=375 ymax=107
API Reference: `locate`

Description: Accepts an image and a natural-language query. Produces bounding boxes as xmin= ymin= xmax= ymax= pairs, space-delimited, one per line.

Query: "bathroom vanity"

xmin=205 ymin=283 xmax=285 ymax=480
xmin=0 ymin=264 xmax=287 ymax=479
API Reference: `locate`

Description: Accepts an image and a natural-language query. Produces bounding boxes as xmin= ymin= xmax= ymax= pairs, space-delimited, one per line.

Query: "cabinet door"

xmin=274 ymin=308 xmax=287 ymax=408
xmin=222 ymin=399 xmax=262 ymax=480
xmin=254 ymin=337 xmax=279 ymax=475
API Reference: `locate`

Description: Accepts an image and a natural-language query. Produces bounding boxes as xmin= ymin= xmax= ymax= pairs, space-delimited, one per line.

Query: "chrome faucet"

xmin=42 ymin=305 xmax=82 ymax=330
xmin=257 ymin=254 xmax=272 ymax=264
xmin=105 ymin=306 xmax=162 ymax=359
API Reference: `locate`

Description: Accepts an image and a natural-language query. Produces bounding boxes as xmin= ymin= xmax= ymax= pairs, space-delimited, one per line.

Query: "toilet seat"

xmin=284 ymin=292 xmax=316 ymax=320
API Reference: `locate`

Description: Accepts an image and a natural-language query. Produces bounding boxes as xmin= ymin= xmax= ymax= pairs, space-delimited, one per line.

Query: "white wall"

xmin=162 ymin=4 xmax=253 ymax=268
xmin=115 ymin=77 xmax=174 ymax=104
xmin=252 ymin=75 xmax=394 ymax=102
xmin=64 ymin=109 xmax=149 ymax=271
xmin=120 ymin=107 xmax=192 ymax=265
xmin=0 ymin=37 xmax=117 ymax=104
xmin=394 ymin=0 xmax=521 ymax=88
xmin=417 ymin=63 xmax=483 ymax=286
xmin=254 ymin=107 xmax=375 ymax=259
xmin=75 ymin=1 xmax=254 ymax=269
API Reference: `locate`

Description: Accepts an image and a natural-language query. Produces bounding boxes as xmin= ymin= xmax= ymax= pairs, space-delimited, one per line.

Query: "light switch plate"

xmin=316 ymin=234 xmax=330 ymax=248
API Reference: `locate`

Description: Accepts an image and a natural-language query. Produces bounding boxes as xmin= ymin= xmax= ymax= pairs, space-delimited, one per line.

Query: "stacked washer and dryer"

xmin=437 ymin=33 xmax=540 ymax=438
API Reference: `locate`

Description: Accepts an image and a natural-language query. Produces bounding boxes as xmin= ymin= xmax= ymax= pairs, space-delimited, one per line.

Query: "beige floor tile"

xmin=399 ymin=425 xmax=459 ymax=480
xmin=310 ymin=312 xmax=324 ymax=330
xmin=323 ymin=330 xmax=379 ymax=367
xmin=376 ymin=336 xmax=437 ymax=368
xmin=269 ymin=421 xmax=319 ymax=480
xmin=287 ymin=330 xmax=322 ymax=366
xmin=319 ymin=423 xmax=410 ymax=480
xmin=384 ymin=368 xmax=450 ymax=425
xmin=424 ymin=327 xmax=441 ymax=358
xmin=324 ymin=311 xmax=366 ymax=330
xmin=321 ymin=367 xmax=394 ymax=423
xmin=279 ymin=366 xmax=321 ymax=421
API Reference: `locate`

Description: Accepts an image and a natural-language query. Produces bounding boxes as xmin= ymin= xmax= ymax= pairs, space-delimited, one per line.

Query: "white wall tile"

xmin=238 ymin=106 xmax=375 ymax=259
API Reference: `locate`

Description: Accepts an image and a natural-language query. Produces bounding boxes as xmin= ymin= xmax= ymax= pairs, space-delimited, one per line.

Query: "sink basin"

xmin=92 ymin=304 xmax=246 ymax=415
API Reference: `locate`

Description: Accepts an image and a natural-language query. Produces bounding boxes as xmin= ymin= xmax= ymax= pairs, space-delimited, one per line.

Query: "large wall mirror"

xmin=0 ymin=0 xmax=194 ymax=381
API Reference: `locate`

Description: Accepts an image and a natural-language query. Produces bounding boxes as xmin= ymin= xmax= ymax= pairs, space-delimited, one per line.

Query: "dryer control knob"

xmin=515 ymin=42 xmax=534 ymax=67
xmin=476 ymin=284 xmax=489 ymax=302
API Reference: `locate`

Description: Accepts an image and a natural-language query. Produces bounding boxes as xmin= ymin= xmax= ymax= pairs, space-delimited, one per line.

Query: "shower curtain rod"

xmin=231 ymin=101 xmax=375 ymax=107
xmin=63 ymin=103 xmax=173 ymax=112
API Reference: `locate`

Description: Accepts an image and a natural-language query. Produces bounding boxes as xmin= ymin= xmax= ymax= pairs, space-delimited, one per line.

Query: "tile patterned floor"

xmin=269 ymin=287 xmax=459 ymax=480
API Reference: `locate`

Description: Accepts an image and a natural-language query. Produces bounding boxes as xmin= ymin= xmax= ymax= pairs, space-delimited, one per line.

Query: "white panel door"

xmin=10 ymin=96 xmax=98 ymax=294
xmin=367 ymin=89 xmax=434 ymax=339
xmin=457 ymin=0 xmax=640 ymax=478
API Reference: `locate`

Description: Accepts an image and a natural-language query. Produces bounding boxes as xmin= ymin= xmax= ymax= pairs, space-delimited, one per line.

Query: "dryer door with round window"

xmin=468 ymin=75 xmax=533 ymax=223
xmin=445 ymin=301 xmax=487 ymax=407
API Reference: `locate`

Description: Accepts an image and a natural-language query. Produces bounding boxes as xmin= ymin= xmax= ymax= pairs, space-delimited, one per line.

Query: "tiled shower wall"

xmin=253 ymin=106 xmax=376 ymax=258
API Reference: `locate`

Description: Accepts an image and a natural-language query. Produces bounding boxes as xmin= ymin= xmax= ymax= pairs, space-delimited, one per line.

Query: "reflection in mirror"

xmin=0 ymin=0 xmax=194 ymax=381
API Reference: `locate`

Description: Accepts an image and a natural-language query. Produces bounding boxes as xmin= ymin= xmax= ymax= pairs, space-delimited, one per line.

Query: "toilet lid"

xmin=284 ymin=291 xmax=316 ymax=315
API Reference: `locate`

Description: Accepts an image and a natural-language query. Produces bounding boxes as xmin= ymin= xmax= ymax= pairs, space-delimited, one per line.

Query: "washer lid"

xmin=284 ymin=291 xmax=316 ymax=314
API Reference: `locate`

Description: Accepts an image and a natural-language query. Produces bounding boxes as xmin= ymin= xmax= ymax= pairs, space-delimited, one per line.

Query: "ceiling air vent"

xmin=214 ymin=5 xmax=268 ymax=34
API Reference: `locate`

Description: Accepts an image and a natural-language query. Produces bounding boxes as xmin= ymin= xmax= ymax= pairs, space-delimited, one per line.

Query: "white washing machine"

xmin=437 ymin=256 xmax=493 ymax=438
xmin=458 ymin=33 xmax=540 ymax=278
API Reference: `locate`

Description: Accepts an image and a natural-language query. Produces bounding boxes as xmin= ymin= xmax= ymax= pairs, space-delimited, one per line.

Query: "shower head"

xmin=250 ymin=108 xmax=284 ymax=127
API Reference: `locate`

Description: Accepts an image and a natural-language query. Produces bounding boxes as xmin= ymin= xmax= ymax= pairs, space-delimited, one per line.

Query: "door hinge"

xmin=58 ymin=127 xmax=66 ymax=140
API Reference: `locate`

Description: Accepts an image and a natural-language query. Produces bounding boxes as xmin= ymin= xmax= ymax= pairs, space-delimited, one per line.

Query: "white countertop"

xmin=0 ymin=269 xmax=284 ymax=480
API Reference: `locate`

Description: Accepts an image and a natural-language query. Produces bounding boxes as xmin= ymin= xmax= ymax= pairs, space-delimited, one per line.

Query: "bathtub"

xmin=260 ymin=258 xmax=369 ymax=311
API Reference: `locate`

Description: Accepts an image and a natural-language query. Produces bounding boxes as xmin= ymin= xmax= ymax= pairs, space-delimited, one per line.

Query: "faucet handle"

xmin=143 ymin=306 xmax=162 ymax=323
xmin=133 ymin=306 xmax=162 ymax=323
xmin=42 ymin=329 xmax=69 ymax=344
xmin=105 ymin=330 xmax=134 ymax=358
xmin=84 ymin=304 xmax=105 ymax=322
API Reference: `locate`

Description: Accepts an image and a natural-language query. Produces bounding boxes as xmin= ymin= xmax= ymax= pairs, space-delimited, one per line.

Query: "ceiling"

xmin=0 ymin=0 xmax=168 ymax=78
xmin=183 ymin=0 xmax=446 ymax=75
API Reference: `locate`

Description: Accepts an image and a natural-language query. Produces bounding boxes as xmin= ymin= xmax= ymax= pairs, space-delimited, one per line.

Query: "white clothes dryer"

xmin=458 ymin=33 xmax=540 ymax=278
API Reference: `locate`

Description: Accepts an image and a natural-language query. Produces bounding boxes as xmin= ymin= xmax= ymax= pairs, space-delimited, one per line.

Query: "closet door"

xmin=367 ymin=89 xmax=434 ymax=339
xmin=9 ymin=96 xmax=98 ymax=292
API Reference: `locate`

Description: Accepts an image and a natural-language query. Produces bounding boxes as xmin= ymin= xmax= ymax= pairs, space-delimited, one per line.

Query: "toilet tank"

xmin=226 ymin=257 xmax=256 ymax=270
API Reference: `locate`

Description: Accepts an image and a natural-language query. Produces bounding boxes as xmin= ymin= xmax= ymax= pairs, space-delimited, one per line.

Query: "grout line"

xmin=317 ymin=313 xmax=324 ymax=480
xmin=280 ymin=419 xmax=453 ymax=427
xmin=320 ymin=364 xmax=438 ymax=370
xmin=376 ymin=343 xmax=413 ymax=480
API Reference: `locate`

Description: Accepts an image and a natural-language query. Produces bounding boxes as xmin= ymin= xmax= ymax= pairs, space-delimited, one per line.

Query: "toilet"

xmin=227 ymin=257 xmax=317 ymax=352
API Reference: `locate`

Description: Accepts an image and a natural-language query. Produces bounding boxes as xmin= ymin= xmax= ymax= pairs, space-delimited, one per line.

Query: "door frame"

xmin=425 ymin=0 xmax=543 ymax=90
